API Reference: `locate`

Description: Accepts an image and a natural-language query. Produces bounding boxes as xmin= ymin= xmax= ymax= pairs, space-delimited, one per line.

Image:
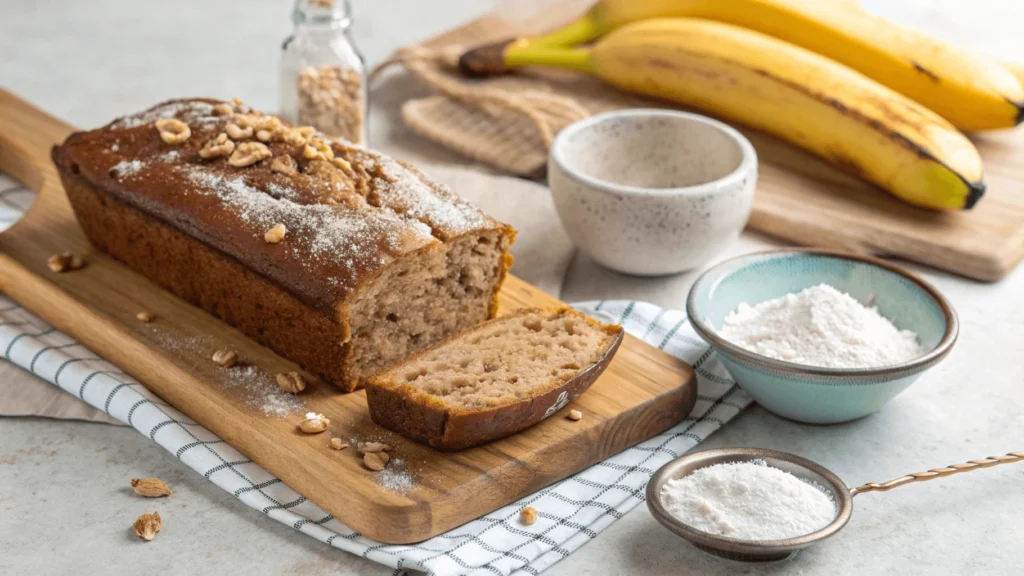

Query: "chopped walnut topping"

xmin=299 ymin=412 xmax=330 ymax=434
xmin=47 ymin=252 xmax=84 ymax=273
xmin=199 ymin=133 xmax=236 ymax=159
xmin=212 ymin=103 xmax=234 ymax=116
xmin=136 ymin=311 xmax=154 ymax=323
xmin=232 ymin=97 xmax=246 ymax=107
xmin=254 ymin=116 xmax=282 ymax=132
xmin=303 ymin=138 xmax=335 ymax=162
xmin=281 ymin=128 xmax=309 ymax=146
xmin=275 ymin=371 xmax=306 ymax=394
xmin=155 ymin=118 xmax=191 ymax=145
xmin=567 ymin=410 xmax=583 ymax=421
xmin=228 ymin=141 xmax=271 ymax=167
xmin=363 ymin=452 xmax=387 ymax=471
xmin=329 ymin=438 xmax=347 ymax=450
xmin=133 ymin=511 xmax=162 ymax=542
xmin=264 ymin=223 xmax=287 ymax=244
xmin=131 ymin=478 xmax=173 ymax=498
xmin=520 ymin=507 xmax=538 ymax=525
xmin=226 ymin=122 xmax=254 ymax=140
xmin=256 ymin=129 xmax=272 ymax=142
xmin=270 ymin=155 xmax=298 ymax=175
xmin=331 ymin=157 xmax=354 ymax=176
xmin=212 ymin=349 xmax=238 ymax=368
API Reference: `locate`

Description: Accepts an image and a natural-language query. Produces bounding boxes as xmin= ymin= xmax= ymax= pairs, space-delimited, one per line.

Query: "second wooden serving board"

xmin=0 ymin=89 xmax=697 ymax=544
xmin=406 ymin=0 xmax=1024 ymax=282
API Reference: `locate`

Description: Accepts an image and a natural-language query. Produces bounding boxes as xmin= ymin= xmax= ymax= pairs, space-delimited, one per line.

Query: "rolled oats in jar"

xmin=280 ymin=0 xmax=368 ymax=145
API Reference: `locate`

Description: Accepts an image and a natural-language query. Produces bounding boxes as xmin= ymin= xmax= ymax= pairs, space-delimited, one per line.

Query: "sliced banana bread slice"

xmin=365 ymin=307 xmax=624 ymax=450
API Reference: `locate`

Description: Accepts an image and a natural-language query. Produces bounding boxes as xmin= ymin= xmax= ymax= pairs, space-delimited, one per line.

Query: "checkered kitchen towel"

xmin=0 ymin=174 xmax=752 ymax=576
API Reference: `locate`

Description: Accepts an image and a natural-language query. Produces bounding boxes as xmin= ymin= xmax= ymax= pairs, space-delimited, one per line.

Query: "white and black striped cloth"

xmin=0 ymin=175 xmax=751 ymax=576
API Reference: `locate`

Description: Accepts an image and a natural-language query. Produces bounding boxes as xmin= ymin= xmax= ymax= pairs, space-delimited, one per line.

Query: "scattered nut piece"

xmin=363 ymin=452 xmax=386 ymax=471
xmin=232 ymin=97 xmax=246 ymax=107
xmin=212 ymin=103 xmax=234 ymax=116
xmin=155 ymin=118 xmax=191 ymax=145
xmin=130 ymin=478 xmax=172 ymax=498
xmin=132 ymin=511 xmax=163 ymax=542
xmin=299 ymin=412 xmax=330 ymax=434
xmin=228 ymin=141 xmax=272 ymax=167
xmin=275 ymin=371 xmax=306 ymax=394
xmin=377 ymin=452 xmax=390 ymax=465
xmin=264 ymin=223 xmax=287 ymax=244
xmin=226 ymin=122 xmax=254 ymax=140
xmin=520 ymin=507 xmax=538 ymax=526
xmin=567 ymin=409 xmax=583 ymax=421
xmin=199 ymin=133 xmax=236 ymax=159
xmin=329 ymin=437 xmax=348 ymax=451
xmin=256 ymin=129 xmax=272 ymax=142
xmin=47 ymin=252 xmax=84 ymax=273
xmin=212 ymin=349 xmax=238 ymax=368
xmin=270 ymin=154 xmax=298 ymax=175
xmin=136 ymin=311 xmax=154 ymax=323
xmin=357 ymin=441 xmax=391 ymax=454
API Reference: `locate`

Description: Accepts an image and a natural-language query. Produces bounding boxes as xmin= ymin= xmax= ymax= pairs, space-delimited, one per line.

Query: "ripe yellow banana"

xmin=1005 ymin=62 xmax=1024 ymax=88
xmin=522 ymin=0 xmax=1023 ymax=131
xmin=500 ymin=18 xmax=985 ymax=210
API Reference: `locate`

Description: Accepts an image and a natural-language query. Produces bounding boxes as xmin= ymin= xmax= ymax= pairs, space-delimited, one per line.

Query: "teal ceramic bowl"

xmin=686 ymin=249 xmax=958 ymax=424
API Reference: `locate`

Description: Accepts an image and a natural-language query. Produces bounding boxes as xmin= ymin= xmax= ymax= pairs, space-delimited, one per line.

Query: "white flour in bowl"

xmin=661 ymin=460 xmax=835 ymax=541
xmin=718 ymin=283 xmax=925 ymax=369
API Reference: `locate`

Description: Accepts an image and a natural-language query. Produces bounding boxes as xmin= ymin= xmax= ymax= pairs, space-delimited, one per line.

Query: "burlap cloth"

xmin=379 ymin=0 xmax=660 ymax=178
xmin=0 ymin=164 xmax=575 ymax=424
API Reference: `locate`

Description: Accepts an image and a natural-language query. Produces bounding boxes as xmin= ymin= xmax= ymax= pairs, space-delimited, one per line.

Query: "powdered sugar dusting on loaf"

xmin=181 ymin=166 xmax=435 ymax=286
xmin=372 ymin=155 xmax=489 ymax=235
xmin=111 ymin=100 xmax=218 ymax=129
xmin=111 ymin=159 xmax=146 ymax=178
xmin=719 ymin=284 xmax=925 ymax=369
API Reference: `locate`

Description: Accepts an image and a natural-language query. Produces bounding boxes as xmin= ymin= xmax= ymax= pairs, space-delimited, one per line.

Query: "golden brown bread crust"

xmin=52 ymin=98 xmax=515 ymax=390
xmin=365 ymin=308 xmax=624 ymax=450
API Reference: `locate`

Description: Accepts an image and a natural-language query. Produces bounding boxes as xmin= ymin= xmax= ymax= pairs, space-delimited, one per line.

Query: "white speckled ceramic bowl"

xmin=549 ymin=109 xmax=757 ymax=276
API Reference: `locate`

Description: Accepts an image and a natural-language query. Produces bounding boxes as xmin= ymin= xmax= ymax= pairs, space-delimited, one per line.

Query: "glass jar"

xmin=280 ymin=0 xmax=368 ymax=145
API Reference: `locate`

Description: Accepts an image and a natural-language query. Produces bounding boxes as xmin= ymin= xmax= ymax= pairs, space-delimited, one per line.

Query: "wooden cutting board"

xmin=409 ymin=0 xmax=1024 ymax=282
xmin=0 ymin=89 xmax=696 ymax=544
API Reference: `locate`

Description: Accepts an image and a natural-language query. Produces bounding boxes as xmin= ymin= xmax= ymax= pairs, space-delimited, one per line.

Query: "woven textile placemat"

xmin=382 ymin=0 xmax=659 ymax=178
xmin=0 ymin=174 xmax=752 ymax=575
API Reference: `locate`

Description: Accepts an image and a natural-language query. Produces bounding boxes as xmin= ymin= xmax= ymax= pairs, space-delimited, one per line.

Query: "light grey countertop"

xmin=2 ymin=0 xmax=1023 ymax=574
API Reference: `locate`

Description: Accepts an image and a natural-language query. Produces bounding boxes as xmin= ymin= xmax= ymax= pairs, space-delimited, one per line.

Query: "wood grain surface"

xmin=414 ymin=0 xmax=1024 ymax=282
xmin=0 ymin=88 xmax=696 ymax=544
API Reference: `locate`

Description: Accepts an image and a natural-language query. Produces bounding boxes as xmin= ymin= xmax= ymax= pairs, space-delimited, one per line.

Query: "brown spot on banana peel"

xmin=911 ymin=62 xmax=941 ymax=82
xmin=747 ymin=69 xmax=984 ymax=209
xmin=459 ymin=39 xmax=518 ymax=78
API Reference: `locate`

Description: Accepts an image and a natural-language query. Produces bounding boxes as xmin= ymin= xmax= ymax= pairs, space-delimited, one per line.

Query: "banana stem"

xmin=504 ymin=44 xmax=595 ymax=73
xmin=522 ymin=10 xmax=605 ymax=48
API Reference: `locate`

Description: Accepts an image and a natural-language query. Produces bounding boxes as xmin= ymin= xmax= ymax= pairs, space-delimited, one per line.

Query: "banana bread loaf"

xmin=366 ymin=308 xmax=623 ymax=450
xmin=52 ymin=98 xmax=515 ymax=391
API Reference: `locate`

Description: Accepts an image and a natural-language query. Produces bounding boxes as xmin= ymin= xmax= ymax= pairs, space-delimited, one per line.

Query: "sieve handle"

xmin=850 ymin=452 xmax=1024 ymax=497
